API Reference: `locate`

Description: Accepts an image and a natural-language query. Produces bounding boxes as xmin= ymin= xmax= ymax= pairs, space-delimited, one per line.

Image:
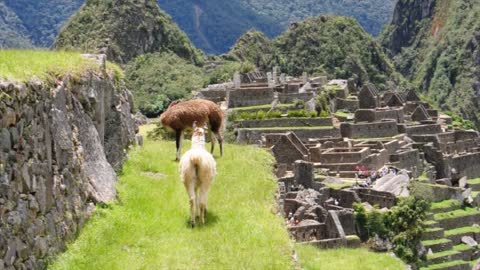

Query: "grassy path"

xmin=50 ymin=126 xmax=406 ymax=270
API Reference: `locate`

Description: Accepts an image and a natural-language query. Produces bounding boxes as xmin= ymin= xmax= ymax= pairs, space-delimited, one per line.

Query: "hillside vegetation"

xmin=228 ymin=15 xmax=403 ymax=89
xmin=380 ymin=0 xmax=480 ymax=128
xmin=0 ymin=3 xmax=33 ymax=48
xmin=125 ymin=52 xmax=206 ymax=116
xmin=2 ymin=0 xmax=83 ymax=47
xmin=54 ymin=0 xmax=203 ymax=65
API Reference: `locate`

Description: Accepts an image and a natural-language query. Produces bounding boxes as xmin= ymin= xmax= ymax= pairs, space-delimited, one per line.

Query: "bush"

xmin=354 ymin=197 xmax=430 ymax=266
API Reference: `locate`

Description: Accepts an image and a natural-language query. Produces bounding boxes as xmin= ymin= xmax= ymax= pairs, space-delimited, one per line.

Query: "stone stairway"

xmin=420 ymin=200 xmax=480 ymax=270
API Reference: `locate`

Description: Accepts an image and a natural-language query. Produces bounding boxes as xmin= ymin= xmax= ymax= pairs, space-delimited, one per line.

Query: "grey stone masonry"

xmin=0 ymin=60 xmax=136 ymax=269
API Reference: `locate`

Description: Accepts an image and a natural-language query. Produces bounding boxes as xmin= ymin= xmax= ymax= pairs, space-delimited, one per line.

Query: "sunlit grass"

xmin=295 ymin=245 xmax=405 ymax=270
xmin=0 ymin=50 xmax=123 ymax=82
xmin=49 ymin=129 xmax=293 ymax=269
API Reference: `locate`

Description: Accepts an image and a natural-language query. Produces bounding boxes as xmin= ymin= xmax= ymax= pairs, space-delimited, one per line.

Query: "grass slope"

xmin=296 ymin=245 xmax=405 ymax=270
xmin=49 ymin=125 xmax=407 ymax=269
xmin=0 ymin=50 xmax=121 ymax=82
xmin=50 ymin=128 xmax=293 ymax=269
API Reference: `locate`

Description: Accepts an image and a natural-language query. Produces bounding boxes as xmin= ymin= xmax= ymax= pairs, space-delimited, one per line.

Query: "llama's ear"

xmin=193 ymin=121 xmax=198 ymax=129
xmin=203 ymin=123 xmax=208 ymax=130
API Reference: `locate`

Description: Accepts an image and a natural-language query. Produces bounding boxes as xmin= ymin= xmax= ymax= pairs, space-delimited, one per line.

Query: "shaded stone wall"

xmin=0 ymin=71 xmax=136 ymax=269
xmin=227 ymin=87 xmax=273 ymax=108
xmin=233 ymin=117 xmax=333 ymax=129
xmin=340 ymin=120 xmax=398 ymax=139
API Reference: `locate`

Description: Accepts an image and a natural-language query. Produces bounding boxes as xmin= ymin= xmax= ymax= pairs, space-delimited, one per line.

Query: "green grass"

xmin=334 ymin=111 xmax=352 ymax=118
xmin=445 ymin=226 xmax=480 ymax=236
xmin=295 ymin=245 xmax=405 ymax=270
xmin=430 ymin=199 xmax=460 ymax=210
xmin=49 ymin=131 xmax=293 ymax=269
xmin=434 ymin=207 xmax=480 ymax=221
xmin=426 ymin=249 xmax=458 ymax=260
xmin=0 ymin=49 xmax=122 ymax=82
xmin=49 ymin=125 xmax=407 ymax=270
xmin=452 ymin=244 xmax=474 ymax=252
xmin=324 ymin=182 xmax=353 ymax=190
xmin=420 ymin=260 xmax=469 ymax=270
xmin=231 ymin=103 xmax=293 ymax=112
xmin=422 ymin=238 xmax=451 ymax=246
xmin=468 ymin=178 xmax=480 ymax=185
xmin=239 ymin=126 xmax=334 ymax=131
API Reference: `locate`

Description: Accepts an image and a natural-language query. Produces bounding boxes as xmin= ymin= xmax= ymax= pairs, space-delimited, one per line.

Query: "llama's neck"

xmin=191 ymin=134 xmax=206 ymax=149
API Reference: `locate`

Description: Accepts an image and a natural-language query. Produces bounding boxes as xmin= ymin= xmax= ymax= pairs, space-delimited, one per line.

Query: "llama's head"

xmin=191 ymin=121 xmax=207 ymax=148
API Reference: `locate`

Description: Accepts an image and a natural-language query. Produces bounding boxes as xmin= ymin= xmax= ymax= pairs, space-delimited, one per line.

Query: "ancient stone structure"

xmin=0 ymin=62 xmax=136 ymax=269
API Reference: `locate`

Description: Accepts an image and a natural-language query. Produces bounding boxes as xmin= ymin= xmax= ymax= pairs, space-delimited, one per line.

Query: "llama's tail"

xmin=179 ymin=149 xmax=216 ymax=184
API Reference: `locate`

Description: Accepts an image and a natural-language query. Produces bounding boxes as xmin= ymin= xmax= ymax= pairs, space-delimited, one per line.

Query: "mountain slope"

xmin=272 ymin=15 xmax=399 ymax=88
xmin=54 ymin=0 xmax=203 ymax=65
xmin=381 ymin=0 xmax=480 ymax=127
xmin=157 ymin=0 xmax=398 ymax=54
xmin=3 ymin=0 xmax=83 ymax=47
xmin=1 ymin=0 xmax=396 ymax=54
xmin=0 ymin=3 xmax=33 ymax=48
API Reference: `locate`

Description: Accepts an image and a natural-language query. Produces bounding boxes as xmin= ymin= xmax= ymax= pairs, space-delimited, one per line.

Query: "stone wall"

xmin=236 ymin=128 xmax=341 ymax=144
xmin=340 ymin=120 xmax=398 ymax=139
xmin=227 ymin=87 xmax=273 ymax=108
xmin=0 ymin=70 xmax=136 ymax=269
xmin=233 ymin=118 xmax=333 ymax=129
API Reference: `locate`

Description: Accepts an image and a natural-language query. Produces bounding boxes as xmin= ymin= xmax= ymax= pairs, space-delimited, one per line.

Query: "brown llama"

xmin=179 ymin=122 xmax=216 ymax=226
xmin=160 ymin=99 xmax=224 ymax=161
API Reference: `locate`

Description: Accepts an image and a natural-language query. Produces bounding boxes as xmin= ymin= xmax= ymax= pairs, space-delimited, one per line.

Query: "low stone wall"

xmin=197 ymin=89 xmax=226 ymax=103
xmin=405 ymin=124 xmax=442 ymax=136
xmin=354 ymin=108 xmax=404 ymax=123
xmin=227 ymin=87 xmax=273 ymax=108
xmin=0 ymin=70 xmax=136 ymax=269
xmin=354 ymin=189 xmax=397 ymax=208
xmin=233 ymin=117 xmax=333 ymax=128
xmin=340 ymin=120 xmax=398 ymax=139
xmin=336 ymin=98 xmax=359 ymax=112
xmin=279 ymin=92 xmax=314 ymax=104
xmin=236 ymin=128 xmax=341 ymax=144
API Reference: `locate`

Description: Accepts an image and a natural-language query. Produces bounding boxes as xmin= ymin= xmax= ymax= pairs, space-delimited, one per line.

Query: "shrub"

xmin=354 ymin=197 xmax=430 ymax=266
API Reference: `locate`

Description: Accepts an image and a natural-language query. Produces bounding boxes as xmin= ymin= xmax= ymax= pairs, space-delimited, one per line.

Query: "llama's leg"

xmin=215 ymin=132 xmax=223 ymax=157
xmin=210 ymin=130 xmax=216 ymax=154
xmin=198 ymin=183 xmax=211 ymax=225
xmin=175 ymin=130 xmax=183 ymax=161
xmin=184 ymin=180 xmax=196 ymax=227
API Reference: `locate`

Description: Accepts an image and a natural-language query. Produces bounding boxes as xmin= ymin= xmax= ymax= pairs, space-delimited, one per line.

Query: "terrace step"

xmin=427 ymin=250 xmax=463 ymax=265
xmin=423 ymin=227 xmax=445 ymax=241
xmin=430 ymin=200 xmax=462 ymax=214
xmin=444 ymin=226 xmax=480 ymax=245
xmin=423 ymin=239 xmax=453 ymax=253
xmin=434 ymin=209 xmax=480 ymax=230
xmin=420 ymin=260 xmax=470 ymax=270
xmin=425 ymin=220 xmax=441 ymax=228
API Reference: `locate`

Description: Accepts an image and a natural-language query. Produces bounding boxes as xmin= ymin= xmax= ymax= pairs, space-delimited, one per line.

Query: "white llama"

xmin=179 ymin=122 xmax=217 ymax=226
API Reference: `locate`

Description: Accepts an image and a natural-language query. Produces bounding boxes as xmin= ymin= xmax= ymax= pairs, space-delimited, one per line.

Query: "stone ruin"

xmin=200 ymin=69 xmax=480 ymax=250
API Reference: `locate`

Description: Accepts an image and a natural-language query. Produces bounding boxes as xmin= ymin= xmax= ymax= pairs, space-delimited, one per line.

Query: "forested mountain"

xmin=0 ymin=0 xmax=396 ymax=54
xmin=380 ymin=0 xmax=480 ymax=128
xmin=228 ymin=15 xmax=402 ymax=89
xmin=1 ymin=0 xmax=83 ymax=47
xmin=54 ymin=0 xmax=203 ymax=65
xmin=0 ymin=2 xmax=32 ymax=48
xmin=158 ymin=0 xmax=397 ymax=54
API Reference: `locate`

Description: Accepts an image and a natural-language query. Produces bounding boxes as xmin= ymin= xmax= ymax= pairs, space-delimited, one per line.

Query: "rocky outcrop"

xmin=381 ymin=0 xmax=480 ymax=128
xmin=0 ymin=59 xmax=136 ymax=269
xmin=380 ymin=0 xmax=436 ymax=55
